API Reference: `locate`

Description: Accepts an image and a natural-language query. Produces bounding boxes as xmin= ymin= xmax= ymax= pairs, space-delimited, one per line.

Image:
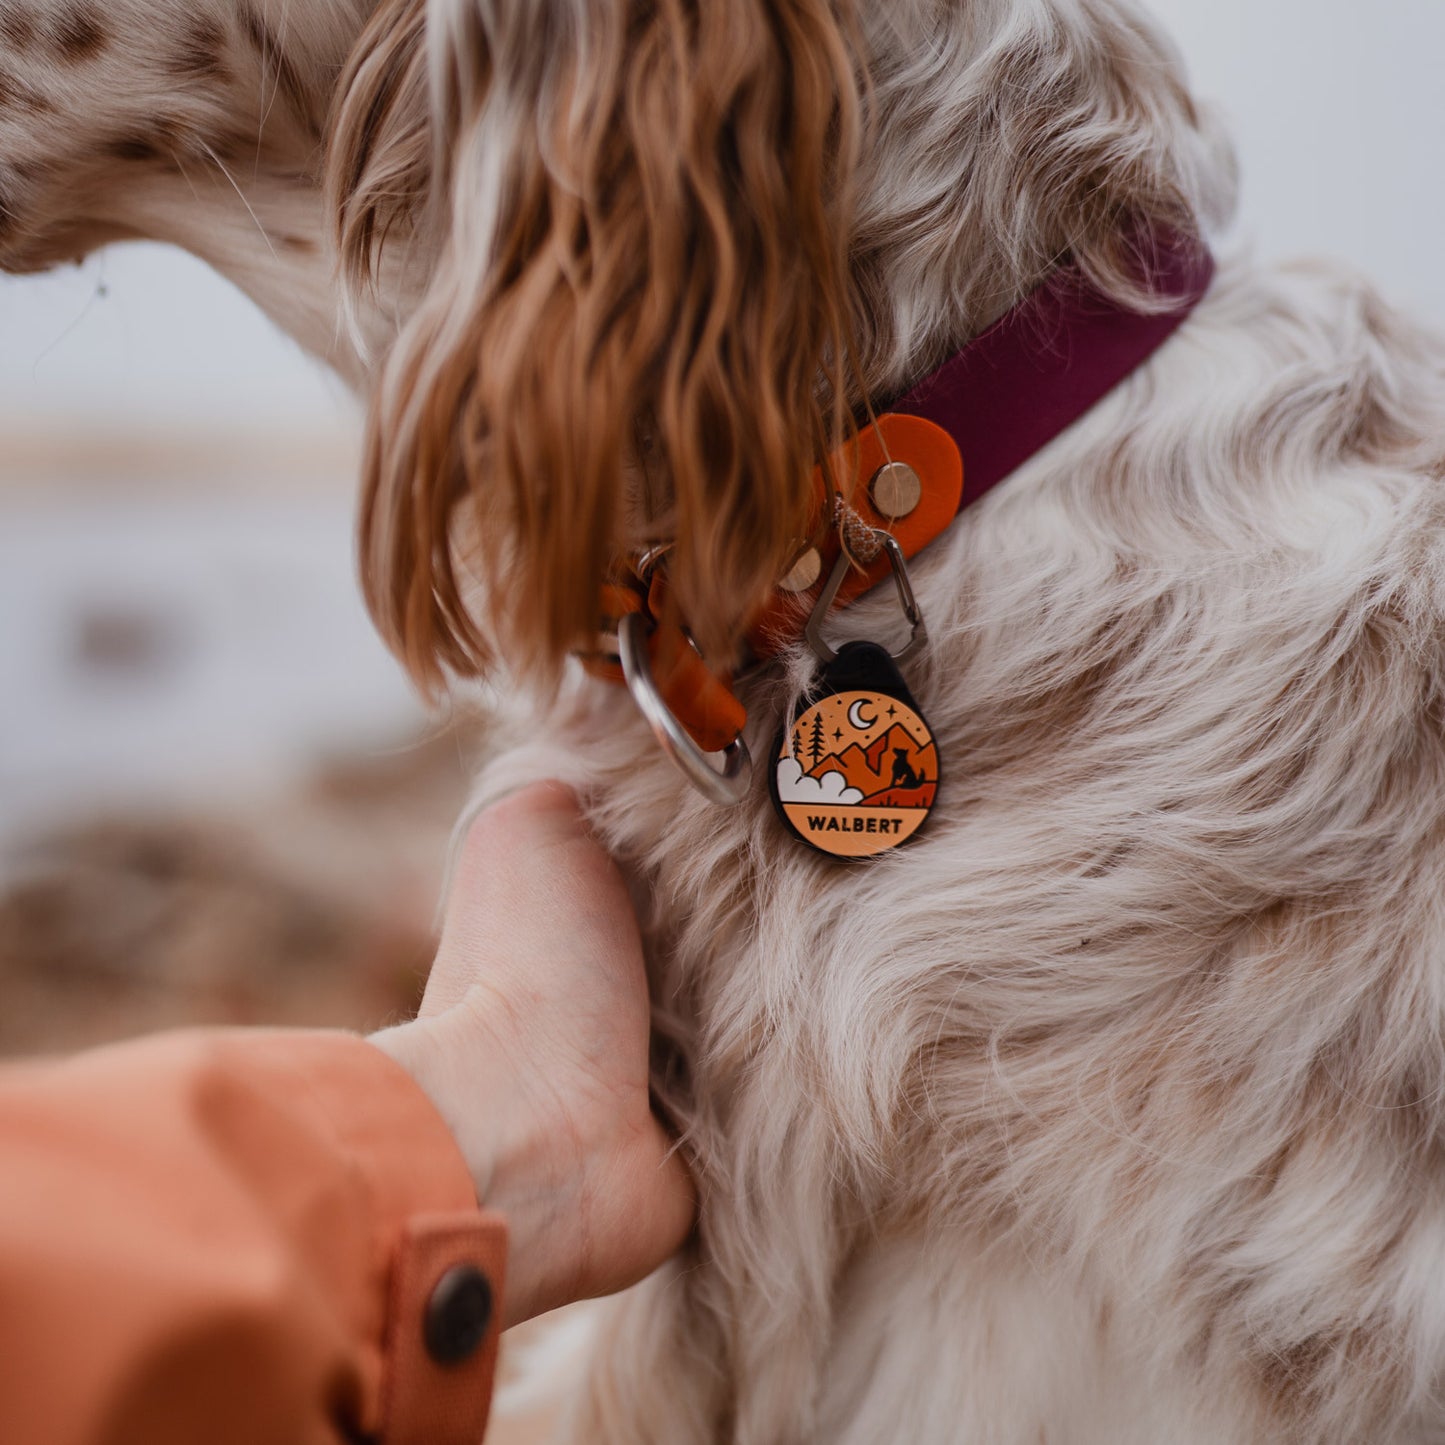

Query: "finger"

xmin=455 ymin=782 xmax=586 ymax=894
xmin=420 ymin=783 xmax=589 ymax=1018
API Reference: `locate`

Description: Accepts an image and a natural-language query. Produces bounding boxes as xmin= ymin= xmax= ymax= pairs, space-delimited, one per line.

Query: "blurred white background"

xmin=0 ymin=254 xmax=413 ymax=845
xmin=1149 ymin=0 xmax=1445 ymax=323
xmin=0 ymin=244 xmax=350 ymax=428
xmin=0 ymin=0 xmax=1441 ymax=844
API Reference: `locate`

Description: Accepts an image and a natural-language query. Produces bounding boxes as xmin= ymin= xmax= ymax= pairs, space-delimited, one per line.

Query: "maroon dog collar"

xmin=892 ymin=226 xmax=1216 ymax=505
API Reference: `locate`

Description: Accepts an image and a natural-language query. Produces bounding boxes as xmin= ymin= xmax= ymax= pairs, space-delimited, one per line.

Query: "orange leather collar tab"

xmin=645 ymin=613 xmax=749 ymax=755
xmin=592 ymin=576 xmax=749 ymax=755
xmin=749 ymin=414 xmax=963 ymax=659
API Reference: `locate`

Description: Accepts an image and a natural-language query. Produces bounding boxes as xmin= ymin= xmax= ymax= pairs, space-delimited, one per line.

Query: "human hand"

xmin=371 ymin=783 xmax=695 ymax=1326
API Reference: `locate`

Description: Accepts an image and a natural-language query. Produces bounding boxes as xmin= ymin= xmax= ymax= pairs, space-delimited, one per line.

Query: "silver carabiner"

xmin=618 ymin=611 xmax=753 ymax=806
xmin=804 ymin=531 xmax=927 ymax=665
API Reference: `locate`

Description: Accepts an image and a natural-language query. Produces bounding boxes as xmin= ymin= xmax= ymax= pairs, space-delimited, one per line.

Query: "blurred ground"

xmin=0 ymin=721 xmax=476 ymax=1057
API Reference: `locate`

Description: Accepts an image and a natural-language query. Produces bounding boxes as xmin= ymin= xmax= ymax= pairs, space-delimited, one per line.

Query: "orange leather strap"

xmin=592 ymin=581 xmax=750 ymax=755
xmin=750 ymin=414 xmax=963 ymax=658
xmin=646 ymin=623 xmax=749 ymax=755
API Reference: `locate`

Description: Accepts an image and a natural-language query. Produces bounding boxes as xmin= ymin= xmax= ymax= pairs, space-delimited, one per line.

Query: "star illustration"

xmin=833 ymin=728 xmax=844 ymax=741
xmin=887 ymin=704 xmax=898 ymax=718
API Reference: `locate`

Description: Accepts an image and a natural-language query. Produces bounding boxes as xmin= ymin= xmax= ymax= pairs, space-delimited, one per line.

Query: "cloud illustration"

xmin=776 ymin=758 xmax=863 ymax=806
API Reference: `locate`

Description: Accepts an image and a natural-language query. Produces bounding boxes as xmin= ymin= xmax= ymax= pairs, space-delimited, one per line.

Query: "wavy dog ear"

xmin=330 ymin=0 xmax=864 ymax=692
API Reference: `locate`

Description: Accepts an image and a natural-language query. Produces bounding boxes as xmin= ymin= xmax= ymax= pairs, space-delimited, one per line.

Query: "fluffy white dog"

xmin=6 ymin=2 xmax=1445 ymax=1440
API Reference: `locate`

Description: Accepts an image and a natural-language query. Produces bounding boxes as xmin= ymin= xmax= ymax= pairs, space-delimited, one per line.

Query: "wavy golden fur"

xmin=334 ymin=0 xmax=867 ymax=690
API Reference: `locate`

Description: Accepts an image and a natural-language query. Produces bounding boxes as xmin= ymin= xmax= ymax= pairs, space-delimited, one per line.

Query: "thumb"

xmin=420 ymin=782 xmax=588 ymax=1019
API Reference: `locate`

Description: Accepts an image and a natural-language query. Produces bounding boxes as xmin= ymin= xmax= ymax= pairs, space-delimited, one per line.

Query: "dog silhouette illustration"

xmin=890 ymin=749 xmax=923 ymax=790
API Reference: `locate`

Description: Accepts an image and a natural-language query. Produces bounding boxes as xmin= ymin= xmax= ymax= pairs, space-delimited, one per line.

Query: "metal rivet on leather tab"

xmin=779 ymin=546 xmax=823 ymax=593
xmin=868 ymin=462 xmax=923 ymax=520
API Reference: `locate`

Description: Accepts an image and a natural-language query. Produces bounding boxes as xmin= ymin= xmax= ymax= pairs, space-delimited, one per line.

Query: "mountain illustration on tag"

xmin=773 ymin=689 xmax=938 ymax=858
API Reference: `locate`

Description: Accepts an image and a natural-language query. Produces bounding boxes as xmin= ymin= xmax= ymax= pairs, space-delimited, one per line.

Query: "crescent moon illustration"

xmin=847 ymin=699 xmax=877 ymax=731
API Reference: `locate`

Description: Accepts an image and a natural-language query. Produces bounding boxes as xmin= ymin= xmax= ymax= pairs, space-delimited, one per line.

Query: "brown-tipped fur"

xmin=335 ymin=0 xmax=865 ymax=692
xmin=328 ymin=0 xmax=431 ymax=299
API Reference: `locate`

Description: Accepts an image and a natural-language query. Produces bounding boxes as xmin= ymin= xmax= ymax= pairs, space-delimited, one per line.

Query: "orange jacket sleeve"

xmin=0 ymin=1029 xmax=508 ymax=1445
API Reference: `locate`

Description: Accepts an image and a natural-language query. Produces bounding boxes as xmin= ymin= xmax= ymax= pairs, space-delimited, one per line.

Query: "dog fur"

xmin=8 ymin=1 xmax=1445 ymax=1440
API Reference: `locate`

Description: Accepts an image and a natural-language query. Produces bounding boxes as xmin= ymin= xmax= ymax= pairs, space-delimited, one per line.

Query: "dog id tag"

xmin=770 ymin=641 xmax=940 ymax=859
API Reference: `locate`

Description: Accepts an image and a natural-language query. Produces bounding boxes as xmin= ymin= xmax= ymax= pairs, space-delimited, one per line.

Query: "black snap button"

xmin=423 ymin=1265 xmax=494 ymax=1367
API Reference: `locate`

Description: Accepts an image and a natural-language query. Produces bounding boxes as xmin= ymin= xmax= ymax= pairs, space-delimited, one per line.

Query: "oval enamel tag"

xmin=771 ymin=682 xmax=939 ymax=859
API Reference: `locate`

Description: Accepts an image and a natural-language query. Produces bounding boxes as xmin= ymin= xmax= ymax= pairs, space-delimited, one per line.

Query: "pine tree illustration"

xmin=792 ymin=726 xmax=804 ymax=760
xmin=808 ymin=712 xmax=827 ymax=767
